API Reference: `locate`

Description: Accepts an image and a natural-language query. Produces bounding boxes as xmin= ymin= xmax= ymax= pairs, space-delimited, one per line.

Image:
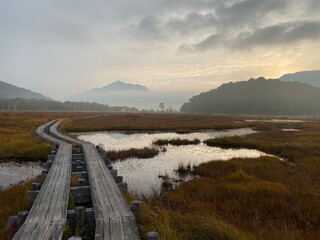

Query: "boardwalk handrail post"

xmin=147 ymin=231 xmax=160 ymax=240
xmin=68 ymin=237 xmax=82 ymax=240
xmin=131 ymin=200 xmax=142 ymax=214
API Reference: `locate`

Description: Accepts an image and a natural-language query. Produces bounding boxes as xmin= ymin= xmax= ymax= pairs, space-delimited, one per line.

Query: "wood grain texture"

xmin=50 ymin=121 xmax=83 ymax=145
xmin=83 ymin=143 xmax=140 ymax=240
xmin=14 ymin=122 xmax=72 ymax=240
xmin=51 ymin=122 xmax=140 ymax=240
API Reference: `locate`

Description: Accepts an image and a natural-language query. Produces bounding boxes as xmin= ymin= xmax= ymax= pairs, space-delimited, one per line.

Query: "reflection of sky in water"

xmin=78 ymin=129 xmax=269 ymax=196
xmin=0 ymin=162 xmax=41 ymax=189
xmin=282 ymin=128 xmax=302 ymax=132
xmin=245 ymin=119 xmax=305 ymax=123
xmin=78 ymin=128 xmax=256 ymax=151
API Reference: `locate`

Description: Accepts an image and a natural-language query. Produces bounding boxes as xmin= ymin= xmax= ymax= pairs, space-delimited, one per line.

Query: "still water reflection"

xmin=0 ymin=162 xmax=41 ymax=189
xmin=78 ymin=128 xmax=268 ymax=195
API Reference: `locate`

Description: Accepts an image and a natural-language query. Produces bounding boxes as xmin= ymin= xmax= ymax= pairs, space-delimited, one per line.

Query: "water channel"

xmin=78 ymin=128 xmax=270 ymax=195
xmin=0 ymin=162 xmax=41 ymax=189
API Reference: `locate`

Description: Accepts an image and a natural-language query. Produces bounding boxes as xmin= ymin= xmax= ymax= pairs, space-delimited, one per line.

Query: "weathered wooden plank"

xmin=50 ymin=121 xmax=83 ymax=145
xmin=51 ymin=122 xmax=140 ymax=240
xmin=83 ymin=143 xmax=140 ymax=240
xmin=35 ymin=120 xmax=64 ymax=145
xmin=13 ymin=122 xmax=72 ymax=240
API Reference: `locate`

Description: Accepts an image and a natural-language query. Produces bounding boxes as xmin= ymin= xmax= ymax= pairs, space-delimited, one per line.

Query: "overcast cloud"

xmin=0 ymin=0 xmax=319 ymax=99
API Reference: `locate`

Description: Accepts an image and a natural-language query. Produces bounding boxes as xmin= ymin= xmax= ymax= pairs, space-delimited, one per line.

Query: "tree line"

xmin=0 ymin=98 xmax=139 ymax=112
xmin=181 ymin=78 xmax=320 ymax=115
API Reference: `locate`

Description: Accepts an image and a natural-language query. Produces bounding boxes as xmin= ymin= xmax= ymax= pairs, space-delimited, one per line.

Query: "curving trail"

xmin=13 ymin=121 xmax=72 ymax=240
xmin=14 ymin=120 xmax=140 ymax=240
xmin=50 ymin=121 xmax=140 ymax=240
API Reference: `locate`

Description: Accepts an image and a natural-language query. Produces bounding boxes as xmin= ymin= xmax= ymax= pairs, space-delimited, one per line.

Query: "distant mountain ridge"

xmin=181 ymin=77 xmax=320 ymax=115
xmin=279 ymin=70 xmax=320 ymax=88
xmin=69 ymin=81 xmax=193 ymax=110
xmin=0 ymin=80 xmax=50 ymax=100
xmin=69 ymin=80 xmax=151 ymax=107
xmin=90 ymin=81 xmax=150 ymax=92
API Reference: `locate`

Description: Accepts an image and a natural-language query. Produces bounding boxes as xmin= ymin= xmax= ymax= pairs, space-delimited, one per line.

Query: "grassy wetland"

xmin=1 ymin=112 xmax=320 ymax=239
xmin=106 ymin=147 xmax=160 ymax=161
xmin=0 ymin=112 xmax=52 ymax=162
xmin=153 ymin=138 xmax=201 ymax=146
xmin=60 ymin=113 xmax=252 ymax=132
xmin=0 ymin=111 xmax=93 ymax=162
xmin=0 ymin=180 xmax=33 ymax=238
xmin=0 ymin=111 xmax=93 ymax=238
xmin=62 ymin=113 xmax=320 ymax=239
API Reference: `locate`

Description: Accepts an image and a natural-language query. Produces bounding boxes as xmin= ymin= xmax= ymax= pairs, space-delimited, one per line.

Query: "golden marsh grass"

xmin=2 ymin=112 xmax=320 ymax=239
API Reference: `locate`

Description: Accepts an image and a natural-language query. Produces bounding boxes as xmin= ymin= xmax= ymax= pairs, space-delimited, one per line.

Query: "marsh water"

xmin=78 ymin=128 xmax=269 ymax=195
xmin=245 ymin=119 xmax=305 ymax=123
xmin=0 ymin=162 xmax=41 ymax=189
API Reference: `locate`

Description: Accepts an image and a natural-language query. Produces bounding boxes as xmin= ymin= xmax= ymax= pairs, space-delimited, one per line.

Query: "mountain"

xmin=69 ymin=81 xmax=194 ymax=110
xmin=0 ymin=80 xmax=50 ymax=100
xmin=89 ymin=81 xmax=150 ymax=93
xmin=180 ymin=77 xmax=320 ymax=115
xmin=279 ymin=70 xmax=320 ymax=88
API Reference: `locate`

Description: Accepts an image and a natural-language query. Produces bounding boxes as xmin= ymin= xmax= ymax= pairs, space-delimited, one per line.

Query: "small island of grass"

xmin=153 ymin=138 xmax=201 ymax=146
xmin=106 ymin=147 xmax=160 ymax=161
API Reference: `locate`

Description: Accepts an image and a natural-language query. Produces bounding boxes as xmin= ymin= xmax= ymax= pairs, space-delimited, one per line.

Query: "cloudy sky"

xmin=1 ymin=0 xmax=319 ymax=99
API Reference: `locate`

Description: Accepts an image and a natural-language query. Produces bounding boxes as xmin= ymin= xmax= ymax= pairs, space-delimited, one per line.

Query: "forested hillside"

xmin=181 ymin=77 xmax=320 ymax=115
xmin=0 ymin=81 xmax=49 ymax=100
xmin=0 ymin=98 xmax=138 ymax=112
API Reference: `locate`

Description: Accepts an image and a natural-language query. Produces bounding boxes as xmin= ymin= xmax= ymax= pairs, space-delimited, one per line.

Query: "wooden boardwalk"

xmin=51 ymin=122 xmax=140 ymax=240
xmin=83 ymin=143 xmax=139 ymax=240
xmin=49 ymin=121 xmax=83 ymax=145
xmin=35 ymin=120 xmax=64 ymax=145
xmin=12 ymin=120 xmax=140 ymax=239
xmin=13 ymin=122 xmax=72 ymax=240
